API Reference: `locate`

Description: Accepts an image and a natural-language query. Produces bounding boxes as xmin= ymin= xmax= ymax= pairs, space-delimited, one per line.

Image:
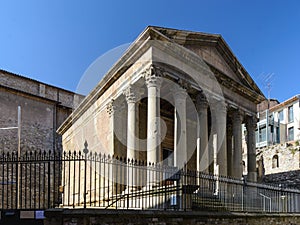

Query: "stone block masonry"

xmin=44 ymin=209 xmax=300 ymax=225
xmin=255 ymin=143 xmax=300 ymax=189
xmin=0 ymin=69 xmax=84 ymax=154
xmin=0 ymin=69 xmax=84 ymax=210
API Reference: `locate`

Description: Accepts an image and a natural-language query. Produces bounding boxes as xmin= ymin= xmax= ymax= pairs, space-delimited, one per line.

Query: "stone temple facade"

xmin=0 ymin=69 xmax=83 ymax=153
xmin=58 ymin=26 xmax=265 ymax=186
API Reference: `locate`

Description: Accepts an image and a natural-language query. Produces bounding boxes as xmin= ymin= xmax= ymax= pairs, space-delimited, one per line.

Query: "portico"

xmin=58 ymin=26 xmax=265 ymax=193
xmin=102 ymin=64 xmax=260 ymax=185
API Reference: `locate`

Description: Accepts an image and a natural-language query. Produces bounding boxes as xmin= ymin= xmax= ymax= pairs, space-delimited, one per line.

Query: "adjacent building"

xmin=255 ymin=96 xmax=300 ymax=148
xmin=0 ymin=69 xmax=83 ymax=153
xmin=242 ymin=95 xmax=300 ymax=188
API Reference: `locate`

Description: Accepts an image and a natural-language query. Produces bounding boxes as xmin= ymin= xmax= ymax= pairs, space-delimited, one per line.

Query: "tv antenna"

xmin=257 ymin=72 xmax=275 ymax=109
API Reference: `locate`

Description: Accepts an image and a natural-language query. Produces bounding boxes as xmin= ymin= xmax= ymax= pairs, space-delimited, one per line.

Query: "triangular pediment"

xmin=185 ymin=44 xmax=242 ymax=84
xmin=148 ymin=26 xmax=264 ymax=97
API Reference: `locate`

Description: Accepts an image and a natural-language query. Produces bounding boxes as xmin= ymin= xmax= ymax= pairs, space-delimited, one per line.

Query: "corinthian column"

xmin=123 ymin=85 xmax=141 ymax=160
xmin=218 ymin=103 xmax=227 ymax=176
xmin=246 ymin=115 xmax=257 ymax=182
xmin=144 ymin=66 xmax=163 ymax=164
xmin=232 ymin=109 xmax=244 ymax=179
xmin=196 ymin=94 xmax=209 ymax=173
xmin=172 ymin=83 xmax=188 ymax=168
xmin=106 ymin=100 xmax=116 ymax=155
xmin=211 ymin=101 xmax=227 ymax=176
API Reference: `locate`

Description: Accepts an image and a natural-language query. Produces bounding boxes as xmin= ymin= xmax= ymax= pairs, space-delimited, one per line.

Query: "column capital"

xmin=246 ymin=115 xmax=257 ymax=130
xmin=123 ymin=85 xmax=143 ymax=104
xmin=178 ymin=79 xmax=190 ymax=91
xmin=171 ymin=83 xmax=188 ymax=100
xmin=233 ymin=109 xmax=244 ymax=124
xmin=212 ymin=101 xmax=227 ymax=114
xmin=218 ymin=102 xmax=227 ymax=112
xmin=143 ymin=65 xmax=163 ymax=88
xmin=195 ymin=93 xmax=208 ymax=110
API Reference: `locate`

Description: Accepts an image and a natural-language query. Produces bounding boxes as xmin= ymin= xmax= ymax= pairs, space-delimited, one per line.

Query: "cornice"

xmin=209 ymin=65 xmax=265 ymax=104
xmin=150 ymin=26 xmax=264 ymax=98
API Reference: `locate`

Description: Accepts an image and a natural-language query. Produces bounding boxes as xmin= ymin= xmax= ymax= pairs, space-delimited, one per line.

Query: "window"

xmin=288 ymin=127 xmax=294 ymax=141
xmin=288 ymin=106 xmax=294 ymax=123
xmin=272 ymin=155 xmax=279 ymax=168
xmin=276 ymin=127 xmax=280 ymax=143
xmin=278 ymin=110 xmax=284 ymax=122
xmin=259 ymin=126 xmax=267 ymax=142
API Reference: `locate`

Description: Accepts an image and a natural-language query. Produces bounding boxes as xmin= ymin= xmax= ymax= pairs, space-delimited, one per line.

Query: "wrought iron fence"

xmin=1 ymin=148 xmax=300 ymax=212
xmin=0 ymin=150 xmax=61 ymax=210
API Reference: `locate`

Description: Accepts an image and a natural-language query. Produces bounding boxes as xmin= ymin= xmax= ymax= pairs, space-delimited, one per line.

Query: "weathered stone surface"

xmin=253 ymin=144 xmax=300 ymax=189
xmin=44 ymin=209 xmax=300 ymax=225
xmin=0 ymin=70 xmax=83 ymax=210
xmin=0 ymin=69 xmax=83 ymax=154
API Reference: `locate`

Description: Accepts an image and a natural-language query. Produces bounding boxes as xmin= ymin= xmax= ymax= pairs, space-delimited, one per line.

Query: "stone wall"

xmin=0 ymin=70 xmax=83 ymax=209
xmin=0 ymin=70 xmax=77 ymax=108
xmin=0 ymin=70 xmax=83 ymax=153
xmin=44 ymin=209 xmax=300 ymax=225
xmin=263 ymin=170 xmax=300 ymax=189
xmin=257 ymin=144 xmax=300 ymax=175
xmin=255 ymin=143 xmax=300 ymax=188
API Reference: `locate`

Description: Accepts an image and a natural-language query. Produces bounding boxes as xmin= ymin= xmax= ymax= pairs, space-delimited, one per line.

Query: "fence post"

xmin=15 ymin=151 xmax=19 ymax=209
xmin=83 ymin=141 xmax=89 ymax=209
xmin=242 ymin=176 xmax=245 ymax=211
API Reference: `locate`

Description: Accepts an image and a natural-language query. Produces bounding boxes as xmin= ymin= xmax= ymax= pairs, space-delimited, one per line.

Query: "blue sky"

xmin=0 ymin=0 xmax=299 ymax=102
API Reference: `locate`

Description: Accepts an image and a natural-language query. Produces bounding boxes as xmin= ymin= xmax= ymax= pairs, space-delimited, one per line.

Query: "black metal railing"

xmin=0 ymin=150 xmax=62 ymax=210
xmin=1 ymin=148 xmax=300 ymax=212
xmin=60 ymin=147 xmax=300 ymax=212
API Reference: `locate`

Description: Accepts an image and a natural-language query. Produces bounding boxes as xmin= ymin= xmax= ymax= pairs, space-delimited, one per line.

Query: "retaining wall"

xmin=44 ymin=209 xmax=300 ymax=225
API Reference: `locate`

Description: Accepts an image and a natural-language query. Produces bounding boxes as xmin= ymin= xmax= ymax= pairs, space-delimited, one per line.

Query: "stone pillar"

xmin=196 ymin=94 xmax=209 ymax=173
xmin=246 ymin=115 xmax=257 ymax=182
xmin=213 ymin=102 xmax=227 ymax=176
xmin=106 ymin=100 xmax=116 ymax=195
xmin=226 ymin=122 xmax=233 ymax=177
xmin=232 ymin=110 xmax=243 ymax=179
xmin=144 ymin=66 xmax=163 ymax=164
xmin=172 ymin=84 xmax=188 ymax=168
xmin=123 ymin=85 xmax=142 ymax=191
xmin=106 ymin=100 xmax=116 ymax=155
xmin=123 ymin=85 xmax=141 ymax=160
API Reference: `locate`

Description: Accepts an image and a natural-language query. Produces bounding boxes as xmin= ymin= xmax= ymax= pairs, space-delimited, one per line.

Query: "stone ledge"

xmin=45 ymin=208 xmax=300 ymax=218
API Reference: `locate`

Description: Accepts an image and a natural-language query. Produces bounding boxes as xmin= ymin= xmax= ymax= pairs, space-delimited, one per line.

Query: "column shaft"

xmin=246 ymin=116 xmax=257 ymax=182
xmin=226 ymin=124 xmax=233 ymax=177
xmin=145 ymin=67 xmax=162 ymax=164
xmin=232 ymin=110 xmax=243 ymax=179
xmin=173 ymin=86 xmax=187 ymax=168
xmin=215 ymin=103 xmax=227 ymax=176
xmin=106 ymin=100 xmax=116 ymax=155
xmin=124 ymin=85 xmax=139 ymax=160
xmin=196 ymin=95 xmax=209 ymax=173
